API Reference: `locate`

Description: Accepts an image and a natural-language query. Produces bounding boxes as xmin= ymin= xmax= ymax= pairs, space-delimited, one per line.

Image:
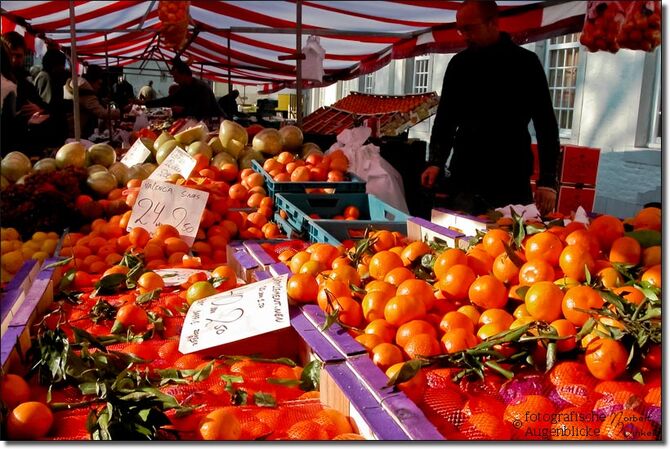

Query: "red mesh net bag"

xmin=419 ymin=362 xmax=661 ymax=441
xmin=579 ymin=1 xmax=627 ymax=53
xmin=158 ymin=1 xmax=190 ymax=51
xmin=617 ymin=1 xmax=661 ymax=51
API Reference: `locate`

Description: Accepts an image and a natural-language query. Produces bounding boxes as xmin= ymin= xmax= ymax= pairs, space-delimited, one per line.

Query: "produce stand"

xmin=0 ymin=0 xmax=662 ymax=442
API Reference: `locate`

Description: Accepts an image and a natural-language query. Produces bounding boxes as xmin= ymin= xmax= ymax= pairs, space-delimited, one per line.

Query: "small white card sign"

xmin=154 ymin=268 xmax=212 ymax=286
xmin=120 ymin=138 xmax=151 ymax=167
xmin=149 ymin=146 xmax=196 ymax=181
xmin=126 ymin=179 xmax=209 ymax=245
xmin=179 ymin=274 xmax=290 ymax=354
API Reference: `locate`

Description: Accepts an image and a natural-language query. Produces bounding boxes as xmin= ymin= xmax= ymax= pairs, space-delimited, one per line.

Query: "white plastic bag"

xmin=302 ymin=35 xmax=325 ymax=82
xmin=133 ymin=112 xmax=150 ymax=131
xmin=327 ymin=127 xmax=409 ymax=214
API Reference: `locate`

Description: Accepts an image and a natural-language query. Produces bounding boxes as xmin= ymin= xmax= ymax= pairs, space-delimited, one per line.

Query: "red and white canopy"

xmin=1 ymin=1 xmax=586 ymax=92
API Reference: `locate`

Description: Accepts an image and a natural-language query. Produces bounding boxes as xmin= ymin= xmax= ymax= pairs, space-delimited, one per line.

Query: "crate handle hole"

xmin=384 ymin=211 xmax=396 ymax=221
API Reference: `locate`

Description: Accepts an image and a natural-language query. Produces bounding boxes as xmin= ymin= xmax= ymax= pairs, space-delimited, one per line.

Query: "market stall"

xmin=0 ymin=0 xmax=663 ymax=442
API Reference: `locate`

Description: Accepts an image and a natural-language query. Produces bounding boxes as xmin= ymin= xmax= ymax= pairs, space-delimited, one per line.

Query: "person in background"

xmin=142 ymin=58 xmax=222 ymax=119
xmin=29 ymin=65 xmax=41 ymax=82
xmin=138 ymin=80 xmax=157 ymax=101
xmin=112 ymin=74 xmax=135 ymax=109
xmin=168 ymin=82 xmax=180 ymax=96
xmin=420 ymin=0 xmax=560 ymax=216
xmin=63 ymin=65 xmax=120 ymax=138
xmin=1 ymin=31 xmax=53 ymax=154
xmin=1 ymin=42 xmax=18 ymax=154
xmin=34 ymin=49 xmax=67 ymax=106
xmin=218 ymin=89 xmax=240 ymax=119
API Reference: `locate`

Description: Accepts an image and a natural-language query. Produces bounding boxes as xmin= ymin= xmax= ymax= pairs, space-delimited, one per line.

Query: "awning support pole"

xmin=296 ymin=0 xmax=302 ymax=126
xmin=227 ymin=33 xmax=232 ymax=92
xmin=105 ymin=33 xmax=112 ymax=140
xmin=69 ymin=0 xmax=81 ymax=140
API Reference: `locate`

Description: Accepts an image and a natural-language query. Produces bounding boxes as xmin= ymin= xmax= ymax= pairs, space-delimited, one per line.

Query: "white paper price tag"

xmin=178 ymin=274 xmax=290 ymax=354
xmin=149 ymin=146 xmax=196 ymax=181
xmin=120 ymin=138 xmax=151 ymax=167
xmin=154 ymin=268 xmax=212 ymax=286
xmin=126 ymin=179 xmax=209 ymax=245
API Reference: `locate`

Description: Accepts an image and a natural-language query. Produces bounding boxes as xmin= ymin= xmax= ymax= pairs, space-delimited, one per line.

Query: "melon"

xmin=32 ymin=158 xmax=58 ymax=174
xmin=238 ymin=148 xmax=265 ymax=170
xmin=141 ymin=163 xmax=157 ymax=176
xmin=219 ymin=120 xmax=248 ymax=159
xmin=127 ymin=164 xmax=150 ymax=182
xmin=1 ymin=151 xmax=32 ymax=182
xmin=87 ymin=171 xmax=117 ymax=196
xmin=156 ymin=140 xmax=180 ymax=164
xmin=0 ymin=175 xmax=8 ymax=190
xmin=208 ymin=136 xmax=225 ymax=154
xmin=252 ymin=129 xmax=283 ymax=156
xmin=175 ymin=124 xmax=208 ymax=145
xmin=55 ymin=142 xmax=87 ymax=169
xmin=153 ymin=131 xmax=175 ymax=152
xmin=187 ymin=141 xmax=213 ymax=160
xmin=279 ymin=125 xmax=304 ymax=152
xmin=301 ymin=143 xmax=323 ymax=158
xmin=108 ymin=162 xmax=130 ymax=186
xmin=87 ymin=164 xmax=108 ymax=176
xmin=87 ymin=143 xmax=116 ymax=167
xmin=212 ymin=152 xmax=237 ymax=169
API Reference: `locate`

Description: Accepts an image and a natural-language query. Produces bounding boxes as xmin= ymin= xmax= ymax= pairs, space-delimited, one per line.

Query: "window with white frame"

xmin=649 ymin=48 xmax=661 ymax=146
xmin=363 ymin=73 xmax=375 ymax=93
xmin=545 ymin=33 xmax=580 ymax=137
xmin=413 ymin=55 xmax=430 ymax=93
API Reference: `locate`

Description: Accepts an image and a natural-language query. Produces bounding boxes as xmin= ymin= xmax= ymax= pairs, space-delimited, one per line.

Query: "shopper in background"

xmin=1 ymin=31 xmax=54 ymax=154
xmin=63 ymin=65 xmax=121 ymax=138
xmin=218 ymin=89 xmax=241 ymax=119
xmin=112 ymin=74 xmax=135 ymax=109
xmin=420 ymin=0 xmax=559 ymax=216
xmin=33 ymin=48 xmax=69 ymax=147
xmin=138 ymin=80 xmax=157 ymax=101
xmin=1 ymin=42 xmax=18 ymax=154
xmin=143 ymin=58 xmax=222 ymax=119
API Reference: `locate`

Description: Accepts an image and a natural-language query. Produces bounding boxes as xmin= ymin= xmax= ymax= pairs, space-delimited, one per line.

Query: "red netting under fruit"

xmin=31 ymin=288 xmax=352 ymax=441
xmin=419 ymin=363 xmax=662 ymax=441
xmin=259 ymin=240 xmax=311 ymax=263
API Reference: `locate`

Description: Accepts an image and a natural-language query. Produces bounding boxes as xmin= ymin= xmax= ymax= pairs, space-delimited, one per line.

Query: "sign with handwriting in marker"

xmin=149 ymin=146 xmax=196 ymax=181
xmin=120 ymin=139 xmax=151 ymax=167
xmin=179 ymin=274 xmax=290 ymax=354
xmin=126 ymin=179 xmax=209 ymax=245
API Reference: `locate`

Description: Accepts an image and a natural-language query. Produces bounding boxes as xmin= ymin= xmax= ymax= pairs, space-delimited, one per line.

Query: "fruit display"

xmin=1 ymin=254 xmax=364 ymax=440
xmin=1 ymin=228 xmax=60 ymax=283
xmin=301 ymin=92 xmax=440 ymax=136
xmin=280 ymin=207 xmax=661 ymax=440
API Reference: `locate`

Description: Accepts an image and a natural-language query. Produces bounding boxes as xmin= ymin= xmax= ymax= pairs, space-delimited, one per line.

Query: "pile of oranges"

xmin=1 ymin=228 xmax=60 ymax=283
xmin=261 ymin=149 xmax=350 ymax=184
xmin=283 ymin=208 xmax=661 ymax=440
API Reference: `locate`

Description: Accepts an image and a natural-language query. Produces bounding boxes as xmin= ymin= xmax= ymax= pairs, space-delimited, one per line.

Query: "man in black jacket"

xmin=421 ymin=0 xmax=559 ymax=215
xmin=144 ymin=58 xmax=222 ymax=120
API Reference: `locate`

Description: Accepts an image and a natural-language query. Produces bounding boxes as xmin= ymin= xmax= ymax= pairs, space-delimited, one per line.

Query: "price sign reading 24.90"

xmin=126 ymin=179 xmax=209 ymax=246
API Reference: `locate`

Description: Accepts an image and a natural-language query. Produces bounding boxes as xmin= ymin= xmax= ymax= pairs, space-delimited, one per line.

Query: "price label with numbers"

xmin=126 ymin=179 xmax=209 ymax=245
xmin=179 ymin=274 xmax=290 ymax=354
xmin=148 ymin=146 xmax=196 ymax=181
xmin=120 ymin=138 xmax=151 ymax=167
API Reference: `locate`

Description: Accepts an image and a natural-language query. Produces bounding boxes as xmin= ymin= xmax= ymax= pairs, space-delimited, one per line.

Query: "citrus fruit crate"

xmin=251 ymin=160 xmax=366 ymax=199
xmin=2 ymin=257 xmax=440 ymax=441
xmin=275 ymin=192 xmax=409 ymax=236
xmin=1 ymin=259 xmax=42 ymax=335
xmin=308 ymin=220 xmax=407 ymax=246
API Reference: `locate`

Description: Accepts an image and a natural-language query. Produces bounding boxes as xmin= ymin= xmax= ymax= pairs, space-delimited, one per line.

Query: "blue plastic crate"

xmin=251 ymin=160 xmax=366 ymax=199
xmin=309 ymin=220 xmax=408 ymax=245
xmin=275 ymin=192 xmax=409 ymax=234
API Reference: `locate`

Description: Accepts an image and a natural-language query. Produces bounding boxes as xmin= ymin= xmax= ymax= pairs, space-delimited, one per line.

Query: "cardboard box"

xmin=560 ymin=145 xmax=600 ymax=185
xmin=406 ymin=217 xmax=469 ymax=250
xmin=430 ymin=208 xmax=495 ymax=238
xmin=557 ymin=184 xmax=596 ymax=215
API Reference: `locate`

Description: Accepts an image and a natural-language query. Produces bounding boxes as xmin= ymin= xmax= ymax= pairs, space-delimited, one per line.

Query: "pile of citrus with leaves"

xmin=0 ymin=252 xmax=363 ymax=441
xmin=1 ymin=228 xmax=60 ymax=283
xmin=282 ymin=207 xmax=661 ymax=440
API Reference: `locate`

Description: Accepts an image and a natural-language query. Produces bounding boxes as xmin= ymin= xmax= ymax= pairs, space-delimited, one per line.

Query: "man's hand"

xmin=171 ymin=106 xmax=185 ymax=115
xmin=535 ymin=187 xmax=557 ymax=216
xmin=421 ymin=165 xmax=440 ymax=189
xmin=18 ymin=102 xmax=43 ymax=118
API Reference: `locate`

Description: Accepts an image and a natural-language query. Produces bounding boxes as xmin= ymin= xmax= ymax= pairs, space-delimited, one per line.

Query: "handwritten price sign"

xmin=179 ymin=274 xmax=290 ymax=354
xmin=120 ymin=138 xmax=151 ymax=167
xmin=126 ymin=179 xmax=209 ymax=245
xmin=149 ymin=146 xmax=196 ymax=181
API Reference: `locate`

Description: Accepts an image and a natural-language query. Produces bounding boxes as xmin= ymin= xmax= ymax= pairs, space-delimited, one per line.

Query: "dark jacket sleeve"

xmin=144 ymin=94 xmax=176 ymax=108
xmin=427 ymin=58 xmax=460 ymax=169
xmin=528 ymin=53 xmax=560 ymax=189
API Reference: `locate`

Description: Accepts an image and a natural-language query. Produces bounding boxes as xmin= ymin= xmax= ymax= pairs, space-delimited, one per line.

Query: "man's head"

xmin=170 ymin=58 xmax=192 ymax=85
xmin=2 ymin=31 xmax=27 ymax=70
xmin=231 ymin=89 xmax=239 ymax=99
xmin=84 ymin=65 xmax=105 ymax=91
xmin=41 ymin=49 xmax=66 ymax=74
xmin=148 ymin=80 xmax=153 ymax=87
xmin=456 ymin=0 xmax=500 ymax=48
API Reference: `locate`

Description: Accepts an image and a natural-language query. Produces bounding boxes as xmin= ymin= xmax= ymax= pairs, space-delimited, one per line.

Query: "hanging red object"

xmin=579 ymin=1 xmax=626 ymax=53
xmin=617 ymin=1 xmax=661 ymax=52
xmin=158 ymin=1 xmax=190 ymax=51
